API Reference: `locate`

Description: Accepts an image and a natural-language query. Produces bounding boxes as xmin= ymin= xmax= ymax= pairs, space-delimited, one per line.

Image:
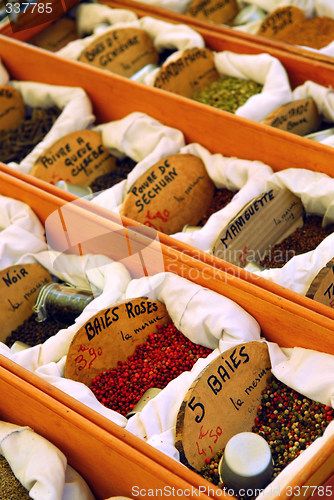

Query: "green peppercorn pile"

xmin=0 ymin=455 xmax=30 ymax=499
xmin=90 ymin=157 xmax=137 ymax=193
xmin=192 ymin=77 xmax=263 ymax=114
xmin=90 ymin=322 xmax=212 ymax=416
xmin=0 ymin=106 xmax=61 ymax=164
xmin=199 ymin=376 xmax=334 ymax=497
xmin=5 ymin=313 xmax=72 ymax=348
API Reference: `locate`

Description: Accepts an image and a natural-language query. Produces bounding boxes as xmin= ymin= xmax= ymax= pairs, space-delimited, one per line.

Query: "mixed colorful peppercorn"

xmin=90 ymin=323 xmax=212 ymax=416
xmin=199 ymin=376 xmax=333 ymax=496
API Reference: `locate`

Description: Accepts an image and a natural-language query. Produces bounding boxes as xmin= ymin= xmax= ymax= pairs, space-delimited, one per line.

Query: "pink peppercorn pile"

xmin=90 ymin=323 xmax=212 ymax=416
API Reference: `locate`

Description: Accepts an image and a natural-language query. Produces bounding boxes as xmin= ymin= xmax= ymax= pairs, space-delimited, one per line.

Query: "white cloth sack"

xmin=56 ymin=15 xmax=204 ymax=61
xmin=125 ymin=0 xmax=193 ymax=13
xmin=238 ymin=0 xmax=334 ymax=56
xmin=0 ymin=61 xmax=95 ymax=175
xmin=0 ymin=422 xmax=95 ymax=500
xmin=75 ymin=3 xmax=138 ymax=37
xmin=0 ymin=272 xmax=261 ymax=436
xmin=126 ymin=327 xmax=334 ymax=500
xmin=146 ymin=49 xmax=292 ymax=122
xmin=248 ymin=168 xmax=334 ymax=294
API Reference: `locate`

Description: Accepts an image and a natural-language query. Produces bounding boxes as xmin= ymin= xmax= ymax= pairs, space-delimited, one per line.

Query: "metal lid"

xmin=244 ymin=261 xmax=264 ymax=273
xmin=304 ymin=127 xmax=334 ymax=143
xmin=126 ymin=388 xmax=162 ymax=419
xmin=32 ymin=282 xmax=58 ymax=322
xmin=182 ymin=224 xmax=202 ymax=233
xmin=233 ymin=5 xmax=267 ymax=25
xmin=130 ymin=64 xmax=159 ymax=84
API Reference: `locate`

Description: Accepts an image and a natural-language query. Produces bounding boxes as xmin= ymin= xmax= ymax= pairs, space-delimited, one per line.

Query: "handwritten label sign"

xmin=0 ymin=264 xmax=52 ymax=343
xmin=65 ymin=297 xmax=171 ymax=386
xmin=213 ymin=189 xmax=304 ymax=267
xmin=78 ymin=28 xmax=159 ymax=78
xmin=257 ymin=6 xmax=306 ymax=40
xmin=0 ymin=86 xmax=25 ymax=134
xmin=175 ymin=342 xmax=271 ymax=471
xmin=262 ymin=99 xmax=321 ymax=137
xmin=187 ymin=0 xmax=239 ymax=25
xmin=120 ymin=154 xmax=215 ymax=235
xmin=30 ymin=130 xmax=116 ymax=186
xmin=154 ymin=48 xmax=220 ymax=98
xmin=28 ymin=18 xmax=78 ymax=52
xmin=306 ymin=258 xmax=334 ymax=308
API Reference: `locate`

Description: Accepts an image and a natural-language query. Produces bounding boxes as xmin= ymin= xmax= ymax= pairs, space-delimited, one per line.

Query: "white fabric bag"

xmin=91 ymin=139 xmax=273 ymax=248
xmin=0 ymin=61 xmax=95 ymax=175
xmin=56 ymin=15 xmax=204 ymax=61
xmin=125 ymin=0 xmax=193 ymax=13
xmin=75 ymin=3 xmax=138 ymax=37
xmin=0 ymin=422 xmax=95 ymax=500
xmin=146 ymin=49 xmax=292 ymax=122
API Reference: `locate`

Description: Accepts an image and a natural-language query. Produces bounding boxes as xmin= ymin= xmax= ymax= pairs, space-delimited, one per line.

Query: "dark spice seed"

xmin=90 ymin=323 xmax=212 ymax=416
xmin=90 ymin=157 xmax=137 ymax=192
xmin=0 ymin=455 xmax=30 ymax=499
xmin=0 ymin=106 xmax=61 ymax=164
xmin=198 ymin=188 xmax=235 ymax=227
xmin=260 ymin=215 xmax=334 ymax=269
xmin=5 ymin=313 xmax=72 ymax=348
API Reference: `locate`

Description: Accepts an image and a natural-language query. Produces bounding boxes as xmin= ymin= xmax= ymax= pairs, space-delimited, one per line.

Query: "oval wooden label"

xmin=213 ymin=189 xmax=305 ymax=267
xmin=78 ymin=28 xmax=159 ymax=78
xmin=28 ymin=18 xmax=78 ymax=52
xmin=0 ymin=264 xmax=52 ymax=343
xmin=154 ymin=48 xmax=220 ymax=98
xmin=262 ymin=98 xmax=321 ymax=137
xmin=30 ymin=130 xmax=116 ymax=186
xmin=187 ymin=0 xmax=239 ymax=25
xmin=175 ymin=342 xmax=272 ymax=472
xmin=65 ymin=297 xmax=171 ymax=386
xmin=306 ymin=258 xmax=334 ymax=308
xmin=0 ymin=85 xmax=25 ymax=134
xmin=257 ymin=6 xmax=306 ymax=40
xmin=120 ymin=154 xmax=215 ymax=235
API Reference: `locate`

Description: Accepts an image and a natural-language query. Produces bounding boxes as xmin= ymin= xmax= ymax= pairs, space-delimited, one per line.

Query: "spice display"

xmin=0 ymin=106 xmax=61 ymax=164
xmin=199 ymin=376 xmax=333 ymax=495
xmin=198 ymin=188 xmax=235 ymax=227
xmin=192 ymin=77 xmax=263 ymax=114
xmin=271 ymin=17 xmax=334 ymax=51
xmin=90 ymin=323 xmax=212 ymax=416
xmin=5 ymin=312 xmax=70 ymax=348
xmin=90 ymin=157 xmax=137 ymax=193
xmin=259 ymin=215 xmax=334 ymax=269
xmin=0 ymin=455 xmax=30 ymax=499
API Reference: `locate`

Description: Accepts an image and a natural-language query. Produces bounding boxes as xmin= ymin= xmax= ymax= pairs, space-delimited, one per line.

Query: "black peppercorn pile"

xmin=90 ymin=157 xmax=137 ymax=193
xmin=5 ymin=313 xmax=71 ymax=348
xmin=0 ymin=455 xmax=30 ymax=499
xmin=199 ymin=376 xmax=333 ymax=497
xmin=198 ymin=188 xmax=235 ymax=227
xmin=0 ymin=106 xmax=61 ymax=164
xmin=260 ymin=215 xmax=334 ymax=269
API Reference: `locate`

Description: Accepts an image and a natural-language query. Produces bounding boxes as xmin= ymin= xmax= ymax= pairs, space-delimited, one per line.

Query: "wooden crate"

xmin=101 ymin=0 xmax=334 ymax=67
xmin=0 ymin=171 xmax=334 ymax=499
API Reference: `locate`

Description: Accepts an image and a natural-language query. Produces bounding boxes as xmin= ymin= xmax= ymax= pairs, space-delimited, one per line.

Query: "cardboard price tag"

xmin=65 ymin=297 xmax=171 ymax=386
xmin=120 ymin=154 xmax=215 ymax=235
xmin=30 ymin=130 xmax=116 ymax=186
xmin=154 ymin=48 xmax=220 ymax=98
xmin=262 ymin=99 xmax=321 ymax=137
xmin=306 ymin=258 xmax=334 ymax=308
xmin=0 ymin=86 xmax=25 ymax=134
xmin=187 ymin=0 xmax=239 ymax=25
xmin=0 ymin=264 xmax=52 ymax=343
xmin=175 ymin=342 xmax=272 ymax=471
xmin=78 ymin=28 xmax=159 ymax=78
xmin=28 ymin=18 xmax=78 ymax=52
xmin=257 ymin=6 xmax=306 ymax=40
xmin=213 ymin=189 xmax=304 ymax=267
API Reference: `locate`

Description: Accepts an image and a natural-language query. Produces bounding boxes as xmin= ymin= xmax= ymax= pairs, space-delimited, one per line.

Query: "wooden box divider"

xmin=0 ymin=171 xmax=334 ymax=498
xmin=101 ymin=0 xmax=334 ymax=67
